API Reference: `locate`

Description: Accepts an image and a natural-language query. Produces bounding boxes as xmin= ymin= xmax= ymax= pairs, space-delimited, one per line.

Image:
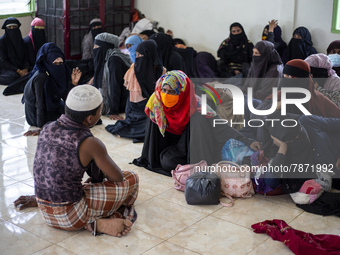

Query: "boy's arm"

xmin=79 ymin=137 xmax=124 ymax=182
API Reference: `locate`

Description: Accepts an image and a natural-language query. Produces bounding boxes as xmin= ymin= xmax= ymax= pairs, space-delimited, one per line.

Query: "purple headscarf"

xmin=305 ymin=53 xmax=340 ymax=91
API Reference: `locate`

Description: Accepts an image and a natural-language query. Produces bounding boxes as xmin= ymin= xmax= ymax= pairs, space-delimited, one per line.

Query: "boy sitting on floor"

xmin=14 ymin=85 xmax=139 ymax=237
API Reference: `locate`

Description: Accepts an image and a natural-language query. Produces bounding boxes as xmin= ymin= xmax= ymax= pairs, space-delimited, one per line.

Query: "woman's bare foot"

xmin=96 ymin=218 xmax=132 ymax=237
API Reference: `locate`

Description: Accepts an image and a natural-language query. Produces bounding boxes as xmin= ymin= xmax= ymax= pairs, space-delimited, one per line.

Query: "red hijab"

xmin=145 ymin=70 xmax=197 ymax=136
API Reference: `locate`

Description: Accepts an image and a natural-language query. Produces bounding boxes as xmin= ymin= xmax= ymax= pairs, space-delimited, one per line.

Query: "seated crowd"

xmin=1 ymin=15 xmax=340 ymax=237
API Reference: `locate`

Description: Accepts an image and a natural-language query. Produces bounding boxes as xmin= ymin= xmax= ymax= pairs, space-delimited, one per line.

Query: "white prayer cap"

xmin=66 ymin=85 xmax=102 ymax=111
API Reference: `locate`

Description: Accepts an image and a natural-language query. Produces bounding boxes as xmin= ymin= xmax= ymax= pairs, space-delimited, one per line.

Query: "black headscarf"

xmin=248 ymin=41 xmax=282 ymax=78
xmin=93 ymin=32 xmax=132 ymax=89
xmin=229 ymin=22 xmax=248 ymax=46
xmin=285 ymin=27 xmax=317 ymax=62
xmin=31 ymin=28 xmax=46 ymax=55
xmin=140 ymin=30 xmax=156 ymax=38
xmin=263 ymin=25 xmax=285 ymax=44
xmin=1 ymin=17 xmax=27 ymax=69
xmin=134 ymin=39 xmax=163 ymax=98
xmin=31 ymin=43 xmax=71 ymax=111
xmin=149 ymin=32 xmax=174 ymax=69
xmin=88 ymin=19 xmax=104 ymax=41
xmin=217 ymin=22 xmax=253 ymax=65
xmin=264 ymin=111 xmax=315 ymax=193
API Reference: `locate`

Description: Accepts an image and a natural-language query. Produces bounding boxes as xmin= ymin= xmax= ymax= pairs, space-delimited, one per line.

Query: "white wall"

xmin=0 ymin=16 xmax=33 ymax=37
xmin=135 ymin=0 xmax=338 ymax=57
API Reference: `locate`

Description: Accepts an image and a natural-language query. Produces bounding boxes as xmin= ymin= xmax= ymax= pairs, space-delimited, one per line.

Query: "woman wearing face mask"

xmin=23 ymin=17 xmax=46 ymax=67
xmin=282 ymin=26 xmax=317 ymax=64
xmin=326 ymin=40 xmax=340 ymax=77
xmin=0 ymin=17 xmax=30 ymax=85
xmin=124 ymin=35 xmax=143 ymax=63
xmin=133 ymin=70 xmax=261 ymax=176
xmin=261 ymin=20 xmax=287 ymax=58
xmin=279 ymin=59 xmax=340 ymax=117
xmin=81 ymin=18 xmax=104 ymax=60
xmin=22 ymin=43 xmax=82 ymax=136
xmin=93 ymin=32 xmax=132 ymax=120
xmin=242 ymin=40 xmax=283 ymax=101
xmin=217 ymin=22 xmax=254 ymax=78
xmin=105 ymin=40 xmax=165 ymax=143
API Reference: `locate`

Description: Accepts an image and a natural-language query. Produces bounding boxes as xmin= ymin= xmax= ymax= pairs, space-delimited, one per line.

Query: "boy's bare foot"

xmin=96 ymin=218 xmax=132 ymax=237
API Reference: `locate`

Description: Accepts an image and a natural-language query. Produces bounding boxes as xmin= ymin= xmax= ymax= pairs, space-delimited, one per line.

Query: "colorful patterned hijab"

xmin=145 ymin=70 xmax=197 ymax=136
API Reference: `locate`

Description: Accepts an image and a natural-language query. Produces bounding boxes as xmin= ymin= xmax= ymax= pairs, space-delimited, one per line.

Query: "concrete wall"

xmin=135 ymin=0 xmax=337 ymax=57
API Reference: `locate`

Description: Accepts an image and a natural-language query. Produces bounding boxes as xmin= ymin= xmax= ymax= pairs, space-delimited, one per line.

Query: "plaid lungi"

xmin=36 ymin=170 xmax=139 ymax=234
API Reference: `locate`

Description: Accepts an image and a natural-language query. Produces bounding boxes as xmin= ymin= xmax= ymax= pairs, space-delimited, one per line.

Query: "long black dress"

xmin=106 ymin=40 xmax=163 ymax=143
xmin=133 ymin=112 xmax=254 ymax=176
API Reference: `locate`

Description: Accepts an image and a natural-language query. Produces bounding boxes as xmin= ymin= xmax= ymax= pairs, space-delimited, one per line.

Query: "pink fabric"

xmin=124 ymin=64 xmax=145 ymax=103
xmin=299 ymin=180 xmax=322 ymax=195
xmin=171 ymin=160 xmax=207 ymax=191
xmin=305 ymin=53 xmax=340 ymax=91
xmin=124 ymin=65 xmax=166 ymax=103
xmin=299 ymin=179 xmax=323 ymax=204
xmin=252 ymin=219 xmax=340 ymax=255
xmin=28 ymin=18 xmax=45 ymax=50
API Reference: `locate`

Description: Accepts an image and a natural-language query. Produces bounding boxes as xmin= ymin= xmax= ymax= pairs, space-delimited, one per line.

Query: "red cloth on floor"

xmin=251 ymin=219 xmax=340 ymax=255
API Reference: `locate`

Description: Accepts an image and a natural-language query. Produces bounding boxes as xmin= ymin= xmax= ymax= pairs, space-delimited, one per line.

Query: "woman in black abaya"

xmin=0 ymin=17 xmax=30 ymax=85
xmin=217 ymin=22 xmax=254 ymax=78
xmin=105 ymin=40 xmax=164 ymax=142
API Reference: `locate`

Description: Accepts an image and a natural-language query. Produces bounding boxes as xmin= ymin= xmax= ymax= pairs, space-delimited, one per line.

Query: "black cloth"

xmin=194 ymin=51 xmax=219 ymax=78
xmin=134 ymin=40 xmax=163 ymax=99
xmin=90 ymin=27 xmax=103 ymax=40
xmin=0 ymin=18 xmax=29 ymax=72
xmin=282 ymin=27 xmax=317 ymax=64
xmin=65 ymin=59 xmax=94 ymax=84
xmin=260 ymin=111 xmax=316 ymax=193
xmin=106 ymin=56 xmax=129 ymax=115
xmin=0 ymin=18 xmax=29 ymax=85
xmin=2 ymin=73 xmax=30 ymax=95
xmin=149 ymin=33 xmax=184 ymax=71
xmin=30 ymin=43 xmax=71 ymax=112
xmin=23 ymin=27 xmax=46 ymax=68
xmin=242 ymin=41 xmax=283 ymax=100
xmin=106 ymin=98 xmax=147 ymax=143
xmin=105 ymin=40 xmax=163 ymax=141
xmin=296 ymin=191 xmax=340 ymax=217
xmin=133 ymin=112 xmax=254 ymax=176
xmin=262 ymin=25 xmax=287 ymax=57
xmin=23 ymin=36 xmax=36 ymax=68
xmin=217 ymin=22 xmax=254 ymax=77
xmin=93 ymin=40 xmax=114 ymax=89
xmin=0 ymin=69 xmax=19 ymax=86
xmin=173 ymin=47 xmax=197 ymax=78
xmin=23 ymin=71 xmax=64 ymax=128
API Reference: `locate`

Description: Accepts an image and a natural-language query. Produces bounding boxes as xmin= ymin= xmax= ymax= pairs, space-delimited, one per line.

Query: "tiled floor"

xmin=0 ymin=86 xmax=340 ymax=255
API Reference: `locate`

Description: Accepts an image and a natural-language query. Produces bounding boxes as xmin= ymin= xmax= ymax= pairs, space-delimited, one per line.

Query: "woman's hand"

xmin=250 ymin=141 xmax=261 ymax=151
xmin=271 ymin=135 xmax=287 ymax=155
xmin=71 ymin=67 xmax=82 ymax=86
xmin=268 ymin=19 xmax=278 ymax=32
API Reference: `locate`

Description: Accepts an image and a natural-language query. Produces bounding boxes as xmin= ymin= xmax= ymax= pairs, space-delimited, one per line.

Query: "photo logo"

xmin=198 ymin=84 xmax=222 ymax=115
xmin=200 ymin=84 xmax=312 ymax=116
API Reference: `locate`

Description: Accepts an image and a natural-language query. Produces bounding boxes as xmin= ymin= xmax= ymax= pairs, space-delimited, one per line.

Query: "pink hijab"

xmin=305 ymin=53 xmax=340 ymax=91
xmin=28 ymin=18 xmax=45 ymax=50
